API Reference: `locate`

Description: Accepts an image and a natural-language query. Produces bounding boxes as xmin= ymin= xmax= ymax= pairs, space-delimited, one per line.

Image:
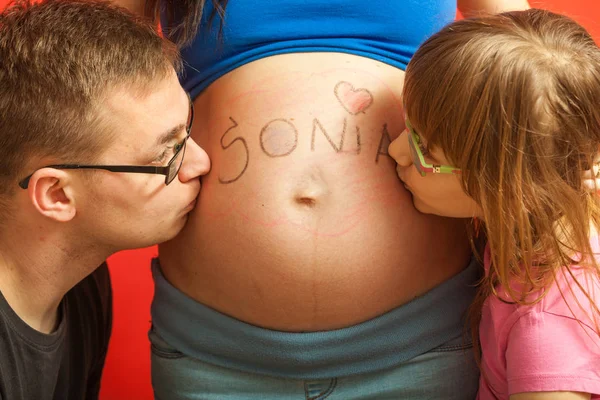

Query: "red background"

xmin=0 ymin=1 xmax=598 ymax=399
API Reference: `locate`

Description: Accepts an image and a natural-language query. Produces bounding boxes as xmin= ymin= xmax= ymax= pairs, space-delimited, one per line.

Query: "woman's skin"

xmin=160 ymin=52 xmax=471 ymax=331
xmin=116 ymin=0 xmax=529 ymax=332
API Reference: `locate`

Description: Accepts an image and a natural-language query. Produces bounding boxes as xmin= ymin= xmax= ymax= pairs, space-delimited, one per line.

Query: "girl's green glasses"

xmin=405 ymin=117 xmax=461 ymax=177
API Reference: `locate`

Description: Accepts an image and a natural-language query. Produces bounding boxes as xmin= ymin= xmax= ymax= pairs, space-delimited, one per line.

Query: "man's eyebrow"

xmin=156 ymin=124 xmax=186 ymax=146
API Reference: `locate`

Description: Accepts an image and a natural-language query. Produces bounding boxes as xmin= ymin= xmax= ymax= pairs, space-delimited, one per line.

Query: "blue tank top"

xmin=171 ymin=0 xmax=457 ymax=98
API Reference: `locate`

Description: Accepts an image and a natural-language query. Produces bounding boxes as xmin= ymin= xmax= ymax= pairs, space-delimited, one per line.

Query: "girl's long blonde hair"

xmin=404 ymin=9 xmax=600 ymax=359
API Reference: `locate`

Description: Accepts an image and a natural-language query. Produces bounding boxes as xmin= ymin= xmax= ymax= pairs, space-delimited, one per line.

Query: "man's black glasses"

xmin=19 ymin=94 xmax=194 ymax=189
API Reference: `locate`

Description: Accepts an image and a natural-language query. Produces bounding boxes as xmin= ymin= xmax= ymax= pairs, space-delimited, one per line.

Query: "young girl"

xmin=389 ymin=9 xmax=600 ymax=400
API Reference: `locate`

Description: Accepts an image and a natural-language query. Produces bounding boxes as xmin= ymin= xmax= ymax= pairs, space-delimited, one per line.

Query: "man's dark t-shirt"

xmin=0 ymin=263 xmax=112 ymax=400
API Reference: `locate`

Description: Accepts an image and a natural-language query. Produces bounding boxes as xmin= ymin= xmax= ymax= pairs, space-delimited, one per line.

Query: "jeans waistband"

xmin=150 ymin=257 xmax=480 ymax=379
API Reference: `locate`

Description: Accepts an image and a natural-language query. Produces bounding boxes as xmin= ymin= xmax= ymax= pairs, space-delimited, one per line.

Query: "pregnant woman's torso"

xmin=159 ymin=1 xmax=470 ymax=332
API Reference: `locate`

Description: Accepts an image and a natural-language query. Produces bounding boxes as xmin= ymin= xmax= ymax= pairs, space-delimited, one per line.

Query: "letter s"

xmin=218 ymin=117 xmax=249 ymax=184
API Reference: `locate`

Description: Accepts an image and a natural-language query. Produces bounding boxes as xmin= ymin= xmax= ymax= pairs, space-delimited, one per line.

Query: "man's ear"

xmin=27 ymin=168 xmax=77 ymax=222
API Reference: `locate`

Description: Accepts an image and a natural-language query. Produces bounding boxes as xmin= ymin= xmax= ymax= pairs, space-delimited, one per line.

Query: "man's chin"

xmin=156 ymin=215 xmax=189 ymax=246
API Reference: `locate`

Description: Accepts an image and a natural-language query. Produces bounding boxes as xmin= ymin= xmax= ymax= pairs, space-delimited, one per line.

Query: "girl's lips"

xmin=396 ymin=166 xmax=403 ymax=178
xmin=396 ymin=166 xmax=409 ymax=185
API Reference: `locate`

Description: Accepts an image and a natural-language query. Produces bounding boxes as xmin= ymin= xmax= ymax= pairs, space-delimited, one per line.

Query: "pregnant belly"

xmin=159 ymin=53 xmax=470 ymax=331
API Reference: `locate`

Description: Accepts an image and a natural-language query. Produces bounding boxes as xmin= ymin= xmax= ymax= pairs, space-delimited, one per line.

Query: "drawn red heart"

xmin=334 ymin=81 xmax=374 ymax=115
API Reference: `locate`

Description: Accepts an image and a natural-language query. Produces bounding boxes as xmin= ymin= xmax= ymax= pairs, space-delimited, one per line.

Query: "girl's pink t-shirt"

xmin=478 ymin=245 xmax=600 ymax=399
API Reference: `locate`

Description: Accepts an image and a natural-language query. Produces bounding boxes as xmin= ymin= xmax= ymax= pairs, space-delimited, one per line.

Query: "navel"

xmin=291 ymin=166 xmax=330 ymax=208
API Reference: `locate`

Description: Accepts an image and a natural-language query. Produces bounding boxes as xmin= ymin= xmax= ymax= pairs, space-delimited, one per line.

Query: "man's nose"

xmin=388 ymin=130 xmax=412 ymax=167
xmin=178 ymin=137 xmax=211 ymax=183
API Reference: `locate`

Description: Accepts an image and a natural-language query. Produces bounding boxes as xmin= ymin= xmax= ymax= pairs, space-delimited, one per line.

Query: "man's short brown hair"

xmin=0 ymin=0 xmax=180 ymax=207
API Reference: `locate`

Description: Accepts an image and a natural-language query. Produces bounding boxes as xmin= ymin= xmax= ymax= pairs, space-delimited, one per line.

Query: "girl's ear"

xmin=27 ymin=168 xmax=77 ymax=222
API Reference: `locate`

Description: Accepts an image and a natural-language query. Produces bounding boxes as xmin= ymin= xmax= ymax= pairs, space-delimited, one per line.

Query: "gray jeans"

xmin=149 ymin=258 xmax=481 ymax=399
